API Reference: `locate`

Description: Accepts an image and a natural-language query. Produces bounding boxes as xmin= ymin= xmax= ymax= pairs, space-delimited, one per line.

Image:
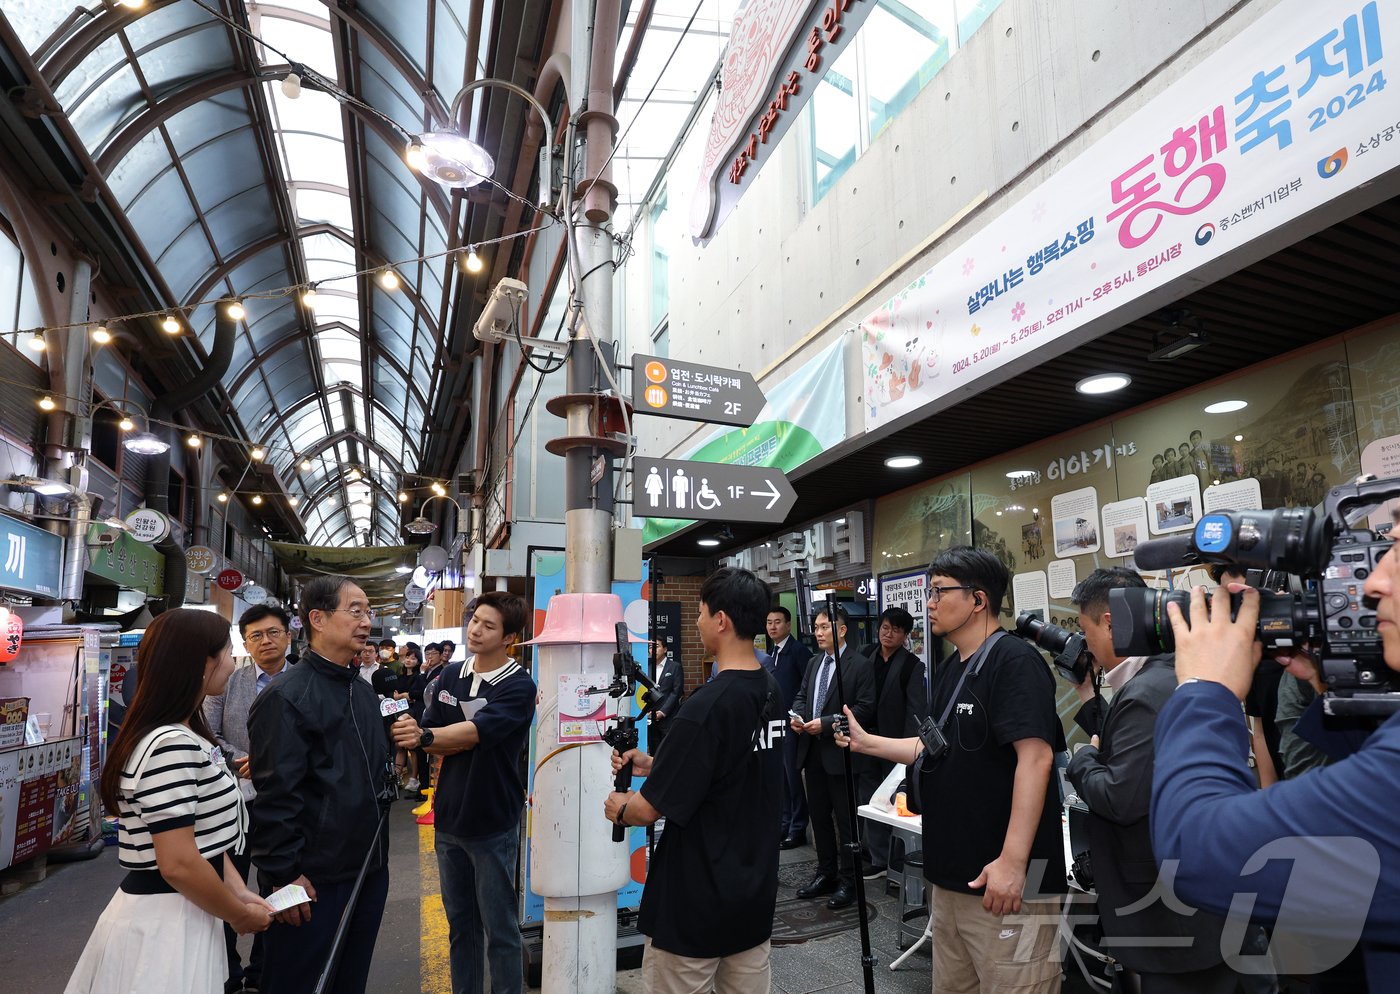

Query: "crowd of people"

xmin=62 ymin=518 xmax=1400 ymax=994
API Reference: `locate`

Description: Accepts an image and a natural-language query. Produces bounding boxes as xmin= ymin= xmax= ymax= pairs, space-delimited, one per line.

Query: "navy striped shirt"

xmin=117 ymin=724 xmax=245 ymax=870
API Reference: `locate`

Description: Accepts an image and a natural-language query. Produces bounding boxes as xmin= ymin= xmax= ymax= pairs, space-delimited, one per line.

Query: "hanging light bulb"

xmin=91 ymin=325 xmax=112 ymax=344
xmin=28 ymin=333 xmax=45 ymax=352
xmin=251 ymin=494 xmax=264 ymax=506
xmin=378 ymin=269 xmax=400 ymax=291
xmin=116 ymin=0 xmax=146 ymax=7
xmin=225 ymin=299 xmax=246 ymax=320
xmin=397 ymin=491 xmax=408 ymax=503
xmin=217 ymin=492 xmax=229 ymax=503
xmin=38 ymin=395 xmax=56 ymax=411
xmin=405 ymin=138 xmax=428 ymax=173
xmin=299 ymin=458 xmax=312 ymax=472
xmin=251 ymin=447 xmax=266 ymax=461
xmin=281 ymin=72 xmax=302 ymax=99
xmin=348 ymin=467 xmax=363 ymax=481
xmin=431 ymin=481 xmax=446 ymax=496
xmin=118 ymin=415 xmax=135 ymax=431
xmin=301 ymin=285 xmax=318 ymax=310
xmin=464 ymin=246 xmax=483 ymax=273
xmin=288 ymin=496 xmax=300 ymax=508
xmin=186 ymin=433 xmax=202 ymax=448
xmin=161 ymin=314 xmax=181 ymax=334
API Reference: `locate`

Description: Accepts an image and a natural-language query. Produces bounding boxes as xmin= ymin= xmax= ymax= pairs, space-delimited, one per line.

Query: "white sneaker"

xmin=405 ymin=778 xmax=420 ymax=792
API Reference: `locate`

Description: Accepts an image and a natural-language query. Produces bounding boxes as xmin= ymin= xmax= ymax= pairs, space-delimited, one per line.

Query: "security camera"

xmin=473 ymin=278 xmax=529 ymax=344
xmin=472 ymin=277 xmax=570 ymax=355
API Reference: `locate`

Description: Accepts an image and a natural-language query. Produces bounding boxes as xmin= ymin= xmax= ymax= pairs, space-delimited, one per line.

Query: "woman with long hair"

xmin=398 ymin=642 xmax=424 ymax=792
xmin=66 ymin=609 xmax=274 ymax=994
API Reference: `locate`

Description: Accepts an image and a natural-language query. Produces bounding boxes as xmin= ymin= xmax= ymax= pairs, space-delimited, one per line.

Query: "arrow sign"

xmin=632 ymin=354 xmax=766 ymax=428
xmin=633 ymin=457 xmax=796 ymax=524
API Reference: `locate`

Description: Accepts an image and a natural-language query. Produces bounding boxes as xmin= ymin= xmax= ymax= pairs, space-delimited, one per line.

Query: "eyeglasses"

xmin=878 ymin=624 xmax=904 ymax=635
xmin=244 ymin=628 xmax=286 ymax=645
xmin=929 ymin=584 xmax=974 ymax=602
xmin=333 ymin=606 xmax=377 ymax=622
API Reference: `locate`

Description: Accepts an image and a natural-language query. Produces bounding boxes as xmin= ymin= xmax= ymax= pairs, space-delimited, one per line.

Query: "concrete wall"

xmin=624 ymin=0 xmax=1278 ymax=460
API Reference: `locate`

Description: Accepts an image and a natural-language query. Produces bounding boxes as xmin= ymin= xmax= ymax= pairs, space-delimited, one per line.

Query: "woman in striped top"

xmin=65 ymin=609 xmax=275 ymax=994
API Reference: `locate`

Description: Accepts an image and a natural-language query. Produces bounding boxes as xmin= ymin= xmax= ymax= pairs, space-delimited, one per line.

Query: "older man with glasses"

xmin=204 ymin=604 xmax=292 ymax=994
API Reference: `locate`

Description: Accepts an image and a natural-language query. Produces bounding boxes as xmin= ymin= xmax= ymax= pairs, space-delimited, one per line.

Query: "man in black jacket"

xmin=646 ymin=638 xmax=684 ymax=751
xmin=1065 ymin=568 xmax=1236 ymax=994
xmin=790 ymin=605 xmax=874 ymax=909
xmin=248 ymin=576 xmax=392 ymax=994
xmin=860 ymin=607 xmax=927 ymax=876
xmin=768 ymin=606 xmax=812 ymax=849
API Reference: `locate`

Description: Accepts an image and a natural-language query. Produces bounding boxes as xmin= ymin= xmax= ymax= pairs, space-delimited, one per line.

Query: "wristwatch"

xmin=419 ymin=727 xmax=435 ymax=748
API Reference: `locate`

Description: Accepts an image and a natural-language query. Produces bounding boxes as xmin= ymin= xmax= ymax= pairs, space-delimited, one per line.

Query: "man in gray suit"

xmin=205 ymin=604 xmax=292 ymax=994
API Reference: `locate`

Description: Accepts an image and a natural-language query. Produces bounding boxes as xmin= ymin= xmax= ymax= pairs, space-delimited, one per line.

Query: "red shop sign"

xmin=0 ymin=612 xmax=23 ymax=663
xmin=216 ymin=568 xmax=244 ymax=592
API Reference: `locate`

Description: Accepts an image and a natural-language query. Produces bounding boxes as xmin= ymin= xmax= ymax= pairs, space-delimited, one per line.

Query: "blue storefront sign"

xmin=0 ymin=514 xmax=63 ymax=598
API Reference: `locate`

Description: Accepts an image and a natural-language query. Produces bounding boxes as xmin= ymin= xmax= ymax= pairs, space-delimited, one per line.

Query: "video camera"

xmin=1014 ymin=612 xmax=1093 ymax=685
xmin=1113 ymin=475 xmax=1398 ymax=717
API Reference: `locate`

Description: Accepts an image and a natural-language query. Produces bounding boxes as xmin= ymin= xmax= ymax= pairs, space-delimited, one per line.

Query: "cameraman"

xmin=604 ymin=567 xmax=786 ymax=992
xmin=1064 ymin=568 xmax=1237 ymax=993
xmin=1150 ymin=532 xmax=1400 ymax=986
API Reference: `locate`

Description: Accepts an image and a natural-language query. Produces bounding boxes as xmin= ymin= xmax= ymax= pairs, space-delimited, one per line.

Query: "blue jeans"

xmin=435 ymin=826 xmax=524 ymax=994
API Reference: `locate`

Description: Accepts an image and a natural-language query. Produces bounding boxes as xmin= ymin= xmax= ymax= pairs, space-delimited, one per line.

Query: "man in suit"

xmin=767 ymin=606 xmax=812 ymax=849
xmin=790 ymin=605 xmax=875 ymax=909
xmin=1066 ymin=568 xmax=1237 ymax=994
xmin=647 ymin=639 xmax=684 ymax=751
xmin=859 ymin=607 xmax=928 ymax=876
xmin=205 ymin=603 xmax=292 ymax=994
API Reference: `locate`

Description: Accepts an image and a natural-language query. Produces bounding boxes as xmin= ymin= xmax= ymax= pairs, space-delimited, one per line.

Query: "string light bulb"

xmin=38 ymin=395 xmax=55 ymax=411
xmin=431 ymin=481 xmax=446 ymax=496
xmin=251 ymin=447 xmax=266 ymax=461
xmin=377 ymin=268 xmax=400 ymax=291
xmin=405 ymin=139 xmax=427 ymax=173
xmin=251 ymin=494 xmax=263 ymax=506
xmin=91 ymin=325 xmax=112 ymax=344
xmin=281 ymin=72 xmax=302 ymax=99
xmin=116 ymin=0 xmax=145 ymax=7
xmin=28 ymin=333 xmax=45 ymax=352
xmin=299 ymin=458 xmax=312 ymax=471
xmin=464 ymin=246 xmax=483 ymax=273
xmin=117 ymin=415 xmax=135 ymax=431
xmin=217 ymin=492 xmax=229 ymax=503
xmin=225 ymin=299 xmax=246 ymax=320
xmin=186 ymin=433 xmax=201 ymax=448
xmin=301 ymin=285 xmax=318 ymax=310
xmin=348 ymin=467 xmax=362 ymax=481
xmin=397 ymin=491 xmax=408 ymax=503
xmin=288 ymin=496 xmax=300 ymax=508
xmin=161 ymin=314 xmax=180 ymax=334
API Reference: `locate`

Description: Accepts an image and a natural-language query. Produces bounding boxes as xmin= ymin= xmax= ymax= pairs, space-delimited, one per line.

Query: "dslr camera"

xmin=1114 ymin=475 xmax=1398 ymax=716
xmin=1014 ymin=612 xmax=1093 ymax=685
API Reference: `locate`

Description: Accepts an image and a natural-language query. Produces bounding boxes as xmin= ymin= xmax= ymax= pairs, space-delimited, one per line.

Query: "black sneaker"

xmin=862 ymin=862 xmax=887 ymax=880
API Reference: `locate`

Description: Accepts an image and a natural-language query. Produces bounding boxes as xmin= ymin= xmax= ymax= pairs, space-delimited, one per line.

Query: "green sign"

xmin=0 ymin=514 xmax=63 ymax=597
xmin=86 ymin=526 xmax=165 ymax=596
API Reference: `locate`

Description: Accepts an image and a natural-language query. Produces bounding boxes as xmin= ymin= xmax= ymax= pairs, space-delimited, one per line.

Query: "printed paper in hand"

xmin=267 ymin=883 xmax=312 ymax=912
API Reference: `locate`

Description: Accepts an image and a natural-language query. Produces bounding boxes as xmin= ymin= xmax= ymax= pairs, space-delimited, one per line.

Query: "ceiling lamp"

xmin=1147 ymin=309 xmax=1207 ymax=362
xmin=161 ymin=314 xmax=181 ymax=334
xmin=4 ymin=475 xmax=74 ymax=497
xmin=464 ymin=247 xmax=484 ymax=273
xmin=1204 ymin=399 xmax=1248 ymax=414
xmin=405 ymin=516 xmax=436 ymax=535
xmin=1006 ymin=469 xmax=1037 ymax=479
xmin=1075 ymin=373 xmax=1131 ymax=395
xmin=377 ymin=269 xmax=400 ymax=291
xmin=884 ymin=455 xmax=922 ymax=469
xmin=28 ymin=333 xmax=45 ymax=351
xmin=225 ymin=299 xmax=246 ymax=321
xmin=697 ymin=538 xmax=720 ymax=548
xmin=91 ymin=325 xmax=112 ymax=345
xmin=38 ymin=395 xmax=56 ymax=411
xmin=251 ymin=447 xmax=266 ymax=461
xmin=123 ymin=431 xmax=170 ymax=455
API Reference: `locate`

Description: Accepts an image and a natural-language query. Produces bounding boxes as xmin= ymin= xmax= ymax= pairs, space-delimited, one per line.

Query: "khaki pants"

xmin=641 ymin=937 xmax=770 ymax=994
xmin=931 ymin=885 xmax=1063 ymax=994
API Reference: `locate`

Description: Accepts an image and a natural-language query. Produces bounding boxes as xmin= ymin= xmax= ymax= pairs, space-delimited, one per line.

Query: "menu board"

xmin=0 ymin=737 xmax=83 ymax=870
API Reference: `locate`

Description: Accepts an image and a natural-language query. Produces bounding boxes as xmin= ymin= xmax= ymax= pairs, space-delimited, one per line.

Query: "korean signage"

xmin=650 ymin=600 xmax=683 ymax=669
xmin=0 ymin=612 xmax=22 ymax=663
xmin=632 ymin=355 xmax=766 ymax=427
xmin=634 ymin=457 xmax=797 ymax=524
xmin=878 ymin=569 xmax=928 ymax=669
xmin=216 ymin=568 xmax=244 ymax=592
xmin=862 ymin=0 xmax=1400 ymax=432
xmin=0 ymin=515 xmax=62 ymax=599
xmin=689 ymin=0 xmax=878 ymax=242
xmin=0 ymin=737 xmax=84 ymax=871
xmin=721 ymin=511 xmax=868 ymax=585
xmin=124 ymin=508 xmax=170 ymax=544
xmin=85 ymin=527 xmax=165 ymax=596
xmin=185 ymin=545 xmax=216 ymax=574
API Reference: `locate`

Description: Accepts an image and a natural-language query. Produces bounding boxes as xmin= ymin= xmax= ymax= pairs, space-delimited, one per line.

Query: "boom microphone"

xmin=1132 ymin=533 xmax=1198 ymax=571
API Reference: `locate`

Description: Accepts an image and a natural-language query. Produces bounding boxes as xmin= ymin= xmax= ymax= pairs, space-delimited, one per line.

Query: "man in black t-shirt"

xmin=605 ymin=568 xmax=785 ymax=994
xmin=837 ymin=548 xmax=1065 ymax=994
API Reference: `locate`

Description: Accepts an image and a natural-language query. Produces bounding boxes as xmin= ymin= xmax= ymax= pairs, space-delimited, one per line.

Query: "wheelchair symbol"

xmin=695 ymin=478 xmax=721 ymax=511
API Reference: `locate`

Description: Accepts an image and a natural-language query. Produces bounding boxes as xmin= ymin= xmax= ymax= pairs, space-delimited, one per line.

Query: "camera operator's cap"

xmin=520 ymin=592 xmax=647 ymax=646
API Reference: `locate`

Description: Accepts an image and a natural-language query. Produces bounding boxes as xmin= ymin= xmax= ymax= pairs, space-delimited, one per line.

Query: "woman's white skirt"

xmin=64 ymin=888 xmax=226 ymax=994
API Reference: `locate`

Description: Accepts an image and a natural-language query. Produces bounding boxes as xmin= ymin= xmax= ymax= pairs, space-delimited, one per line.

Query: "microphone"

xmin=1132 ymin=533 xmax=1198 ymax=571
xmin=380 ymin=696 xmax=410 ymax=722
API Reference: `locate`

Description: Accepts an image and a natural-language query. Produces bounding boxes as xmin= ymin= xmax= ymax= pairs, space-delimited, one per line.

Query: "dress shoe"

xmin=827 ymin=882 xmax=856 ymax=909
xmin=797 ymin=873 xmax=837 ymax=899
xmin=779 ymin=832 xmax=806 ymax=850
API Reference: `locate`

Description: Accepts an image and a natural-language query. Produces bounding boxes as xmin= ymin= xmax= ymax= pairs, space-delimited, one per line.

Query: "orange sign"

xmin=644 ymin=361 xmax=668 ymax=384
xmin=643 ymin=384 xmax=669 ymax=409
